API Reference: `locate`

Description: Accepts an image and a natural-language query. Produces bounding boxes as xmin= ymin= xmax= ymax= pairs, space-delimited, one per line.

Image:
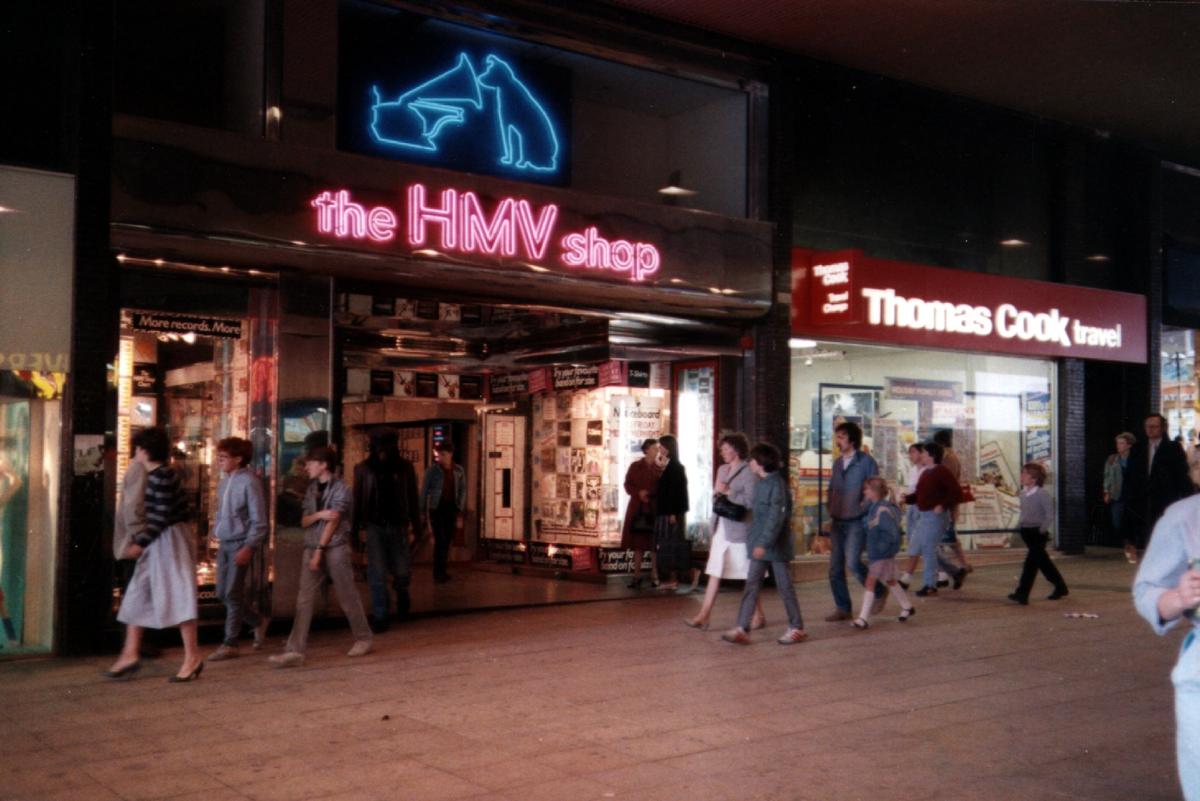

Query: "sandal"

xmin=852 ymin=618 xmax=869 ymax=630
xmin=898 ymin=607 xmax=916 ymax=622
xmin=683 ymin=618 xmax=710 ymax=630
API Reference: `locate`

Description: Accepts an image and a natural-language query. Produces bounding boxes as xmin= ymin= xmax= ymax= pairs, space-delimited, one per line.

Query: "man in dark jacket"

xmin=1121 ymin=413 xmax=1192 ymax=560
xmin=353 ymin=429 xmax=419 ymax=630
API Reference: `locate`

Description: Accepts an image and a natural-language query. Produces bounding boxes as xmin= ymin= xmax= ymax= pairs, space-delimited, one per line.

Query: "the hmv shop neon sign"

xmin=369 ymin=52 xmax=561 ymax=176
xmin=310 ymin=185 xmax=662 ymax=282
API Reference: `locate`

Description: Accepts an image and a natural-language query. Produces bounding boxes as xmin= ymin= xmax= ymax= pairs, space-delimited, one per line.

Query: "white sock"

xmin=900 ymin=571 xmax=913 ymax=584
xmin=889 ymin=582 xmax=912 ymax=611
xmin=938 ymin=571 xmax=950 ymax=582
xmin=858 ymin=589 xmax=874 ymax=622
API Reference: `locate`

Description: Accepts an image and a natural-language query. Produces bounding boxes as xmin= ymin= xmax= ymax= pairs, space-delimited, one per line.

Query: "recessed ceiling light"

xmin=1000 ymin=239 xmax=1029 ymax=247
xmin=1086 ymin=254 xmax=1110 ymax=262
xmin=789 ymin=338 xmax=818 ymax=349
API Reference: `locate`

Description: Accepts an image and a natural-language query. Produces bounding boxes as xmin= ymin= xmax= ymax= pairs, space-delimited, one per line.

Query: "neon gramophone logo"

xmin=369 ymin=52 xmax=561 ymax=175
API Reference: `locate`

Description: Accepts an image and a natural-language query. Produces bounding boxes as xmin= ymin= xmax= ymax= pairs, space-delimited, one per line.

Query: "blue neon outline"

xmin=368 ymin=51 xmax=561 ymax=174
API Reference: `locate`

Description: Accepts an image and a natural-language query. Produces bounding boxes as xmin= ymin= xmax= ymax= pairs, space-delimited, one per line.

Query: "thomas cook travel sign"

xmin=792 ymin=249 xmax=1147 ymax=364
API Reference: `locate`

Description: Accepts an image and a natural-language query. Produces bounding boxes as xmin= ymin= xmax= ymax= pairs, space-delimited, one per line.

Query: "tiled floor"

xmin=0 ymin=551 xmax=1183 ymax=801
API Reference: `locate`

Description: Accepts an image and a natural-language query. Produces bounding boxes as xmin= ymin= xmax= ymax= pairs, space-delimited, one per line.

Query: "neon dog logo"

xmin=370 ymin=52 xmax=561 ymax=175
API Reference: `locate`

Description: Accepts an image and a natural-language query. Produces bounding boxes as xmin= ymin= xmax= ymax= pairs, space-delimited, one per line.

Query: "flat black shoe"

xmin=915 ymin=587 xmax=938 ymax=597
xmin=104 ymin=660 xmax=141 ymax=680
xmin=1007 ymin=592 xmax=1029 ymax=606
xmin=167 ymin=661 xmax=204 ymax=683
xmin=1047 ymin=589 xmax=1069 ymax=600
xmin=952 ymin=570 xmax=966 ymax=590
xmin=936 ymin=580 xmax=950 ymax=588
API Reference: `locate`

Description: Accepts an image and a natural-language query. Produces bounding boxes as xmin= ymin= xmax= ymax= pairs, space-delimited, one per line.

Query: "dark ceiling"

xmin=608 ymin=0 xmax=1200 ymax=163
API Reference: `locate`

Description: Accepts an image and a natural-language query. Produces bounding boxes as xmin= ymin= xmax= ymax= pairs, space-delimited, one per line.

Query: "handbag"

xmin=713 ymin=464 xmax=749 ymax=521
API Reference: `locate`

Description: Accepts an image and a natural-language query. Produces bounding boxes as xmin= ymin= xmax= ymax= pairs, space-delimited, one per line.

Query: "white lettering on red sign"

xmin=813 ymin=261 xmax=850 ymax=286
xmin=309 ymin=185 xmax=662 ymax=283
xmin=859 ymin=287 xmax=1122 ymax=349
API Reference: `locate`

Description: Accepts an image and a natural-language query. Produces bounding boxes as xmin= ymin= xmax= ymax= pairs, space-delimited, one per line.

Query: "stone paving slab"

xmin=0 ymin=552 xmax=1185 ymax=801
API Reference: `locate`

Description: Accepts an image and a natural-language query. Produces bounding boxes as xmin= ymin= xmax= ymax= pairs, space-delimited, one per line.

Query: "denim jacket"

xmin=746 ymin=471 xmax=794 ymax=562
xmin=420 ymin=463 xmax=466 ymax=517
xmin=214 ymin=468 xmax=268 ymax=550
xmin=828 ymin=449 xmax=879 ymax=521
xmin=865 ymin=500 xmax=902 ymax=561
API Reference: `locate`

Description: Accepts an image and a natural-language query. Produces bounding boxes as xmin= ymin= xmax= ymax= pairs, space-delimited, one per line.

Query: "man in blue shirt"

xmin=825 ymin=421 xmax=881 ymax=621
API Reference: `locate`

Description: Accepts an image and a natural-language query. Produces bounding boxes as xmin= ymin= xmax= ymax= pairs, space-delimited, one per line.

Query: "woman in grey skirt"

xmin=106 ymin=427 xmax=203 ymax=682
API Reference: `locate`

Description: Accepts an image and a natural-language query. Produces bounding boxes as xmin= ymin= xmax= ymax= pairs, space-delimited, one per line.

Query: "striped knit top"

xmin=133 ymin=465 xmax=189 ymax=547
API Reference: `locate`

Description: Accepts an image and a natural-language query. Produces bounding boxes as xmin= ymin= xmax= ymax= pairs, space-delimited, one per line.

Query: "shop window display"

xmin=0 ymin=370 xmax=65 ymax=654
xmin=1162 ymin=328 xmax=1197 ymax=443
xmin=115 ymin=303 xmax=276 ymax=611
xmin=789 ymin=343 xmax=1056 ymax=556
xmin=530 ymin=387 xmax=669 ymax=547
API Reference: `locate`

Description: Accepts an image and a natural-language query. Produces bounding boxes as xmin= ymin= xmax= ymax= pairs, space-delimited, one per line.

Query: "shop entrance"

xmin=334 ymin=286 xmax=737 ymax=601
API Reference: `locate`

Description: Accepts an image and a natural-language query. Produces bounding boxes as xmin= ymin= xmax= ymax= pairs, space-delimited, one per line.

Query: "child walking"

xmin=1007 ymin=462 xmax=1069 ymax=605
xmin=853 ymin=477 xmax=915 ymax=628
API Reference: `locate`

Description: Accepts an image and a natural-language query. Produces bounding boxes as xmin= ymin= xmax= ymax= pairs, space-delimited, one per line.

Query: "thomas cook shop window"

xmin=788 ymin=343 xmax=1056 ymax=557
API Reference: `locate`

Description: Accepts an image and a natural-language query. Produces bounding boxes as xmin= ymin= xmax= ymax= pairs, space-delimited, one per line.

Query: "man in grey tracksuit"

xmin=207 ymin=437 xmax=269 ymax=661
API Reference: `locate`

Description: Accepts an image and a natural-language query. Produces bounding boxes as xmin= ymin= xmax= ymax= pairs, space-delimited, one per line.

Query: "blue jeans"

xmin=910 ymin=510 xmax=948 ymax=589
xmin=216 ymin=541 xmax=261 ymax=647
xmin=365 ymin=523 xmax=411 ymax=620
xmin=829 ymin=518 xmax=869 ymax=613
xmin=1175 ymin=631 xmax=1200 ymax=800
xmin=738 ymin=559 xmax=803 ymax=631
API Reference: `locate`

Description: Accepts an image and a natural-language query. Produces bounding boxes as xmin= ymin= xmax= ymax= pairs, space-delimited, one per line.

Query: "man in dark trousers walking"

xmin=1121 ymin=413 xmax=1192 ymax=562
xmin=353 ymin=429 xmax=419 ymax=629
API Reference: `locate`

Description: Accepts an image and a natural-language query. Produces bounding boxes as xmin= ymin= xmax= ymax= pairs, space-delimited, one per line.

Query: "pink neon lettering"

xmin=311 ymin=190 xmax=395 ymax=243
xmin=367 ymin=206 xmax=397 ymax=241
xmin=513 ymin=199 xmax=558 ymax=261
xmin=559 ymin=227 xmax=661 ymax=282
xmin=461 ymin=192 xmax=516 ymax=256
xmin=407 ymin=184 xmax=459 ymax=249
xmin=561 ymin=232 xmax=586 ymax=267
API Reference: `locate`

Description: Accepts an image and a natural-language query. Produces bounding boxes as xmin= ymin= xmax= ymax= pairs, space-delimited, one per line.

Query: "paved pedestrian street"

xmin=0 ymin=553 xmax=1182 ymax=801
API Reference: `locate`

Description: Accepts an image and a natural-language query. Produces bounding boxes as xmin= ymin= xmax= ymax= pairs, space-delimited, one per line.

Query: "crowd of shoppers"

xmin=107 ymin=414 xmax=1174 ymax=669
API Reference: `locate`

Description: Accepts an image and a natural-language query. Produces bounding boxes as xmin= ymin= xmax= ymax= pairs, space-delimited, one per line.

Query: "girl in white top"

xmin=685 ymin=433 xmax=764 ymax=631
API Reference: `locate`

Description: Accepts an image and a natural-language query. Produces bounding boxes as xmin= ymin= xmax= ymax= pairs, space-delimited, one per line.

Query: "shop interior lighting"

xmin=1086 ymin=254 xmax=1110 ymax=262
xmin=657 ymin=170 xmax=698 ymax=197
xmin=0 ymin=205 xmax=16 ymax=213
xmin=788 ymin=338 xmax=819 ymax=349
xmin=999 ymin=238 xmax=1029 ymax=247
xmin=413 ymin=248 xmax=442 ymax=257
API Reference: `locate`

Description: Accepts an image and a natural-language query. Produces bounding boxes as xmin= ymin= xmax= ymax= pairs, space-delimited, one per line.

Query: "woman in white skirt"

xmin=105 ymin=427 xmax=202 ymax=683
xmin=686 ymin=433 xmax=764 ymax=630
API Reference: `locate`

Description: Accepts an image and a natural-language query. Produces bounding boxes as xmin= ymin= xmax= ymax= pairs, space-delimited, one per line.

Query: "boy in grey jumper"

xmin=1007 ymin=462 xmax=1069 ymax=605
xmin=208 ymin=437 xmax=270 ymax=660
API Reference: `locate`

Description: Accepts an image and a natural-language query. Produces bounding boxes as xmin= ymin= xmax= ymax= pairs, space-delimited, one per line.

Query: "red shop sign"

xmin=792 ymin=249 xmax=1147 ymax=364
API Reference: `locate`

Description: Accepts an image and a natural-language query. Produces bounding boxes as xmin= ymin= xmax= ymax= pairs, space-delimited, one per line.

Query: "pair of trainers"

xmin=268 ymin=639 xmax=372 ymax=668
xmin=207 ymin=617 xmax=272 ymax=662
xmin=721 ymin=627 xmax=807 ymax=645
